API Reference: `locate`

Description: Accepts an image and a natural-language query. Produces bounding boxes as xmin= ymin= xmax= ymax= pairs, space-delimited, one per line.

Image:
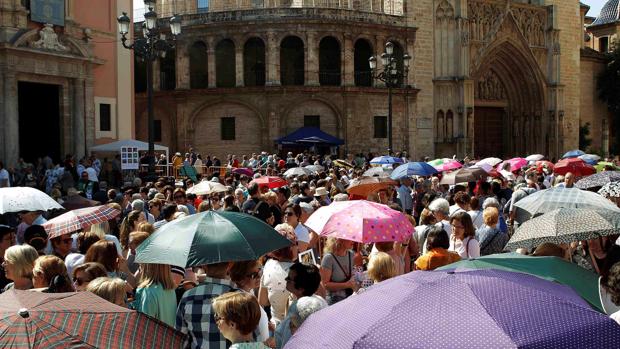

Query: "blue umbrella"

xmin=390 ymin=162 xmax=439 ymax=179
xmin=369 ymin=156 xmax=404 ymax=165
xmin=562 ymin=149 xmax=586 ymax=159
xmin=579 ymin=153 xmax=601 ymax=165
xmin=285 ymin=269 xmax=620 ymax=349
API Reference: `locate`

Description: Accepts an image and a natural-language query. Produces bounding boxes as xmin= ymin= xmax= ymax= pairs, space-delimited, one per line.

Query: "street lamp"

xmin=117 ymin=1 xmax=181 ymax=180
xmin=369 ymin=42 xmax=412 ymax=154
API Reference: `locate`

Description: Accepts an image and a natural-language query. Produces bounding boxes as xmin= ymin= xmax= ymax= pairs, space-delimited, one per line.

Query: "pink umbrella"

xmin=496 ymin=157 xmax=528 ymax=172
xmin=305 ymin=200 xmax=414 ymax=243
xmin=434 ymin=160 xmax=463 ymax=172
xmin=42 ymin=205 xmax=120 ymax=239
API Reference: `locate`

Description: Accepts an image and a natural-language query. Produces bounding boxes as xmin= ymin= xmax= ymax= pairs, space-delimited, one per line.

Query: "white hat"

xmin=299 ymin=202 xmax=314 ymax=214
xmin=314 ymin=187 xmax=329 ymax=197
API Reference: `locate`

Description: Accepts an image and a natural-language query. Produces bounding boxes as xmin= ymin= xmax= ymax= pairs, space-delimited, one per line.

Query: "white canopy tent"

xmin=89 ymin=139 xmax=169 ymax=162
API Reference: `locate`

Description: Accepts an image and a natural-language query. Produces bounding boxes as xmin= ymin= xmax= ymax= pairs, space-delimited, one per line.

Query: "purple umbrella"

xmin=285 ymin=269 xmax=620 ymax=349
xmin=232 ymin=167 xmax=253 ymax=177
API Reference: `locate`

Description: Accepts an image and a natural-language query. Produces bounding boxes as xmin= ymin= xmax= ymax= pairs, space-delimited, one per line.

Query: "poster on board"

xmin=121 ymin=146 xmax=139 ymax=170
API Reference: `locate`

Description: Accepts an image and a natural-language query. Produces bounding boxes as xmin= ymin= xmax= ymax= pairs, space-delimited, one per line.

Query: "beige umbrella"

xmin=186 ymin=180 xmax=228 ymax=196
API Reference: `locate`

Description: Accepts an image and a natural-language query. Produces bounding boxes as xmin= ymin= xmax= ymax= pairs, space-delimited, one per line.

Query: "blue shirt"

xmin=396 ymin=184 xmax=413 ymax=210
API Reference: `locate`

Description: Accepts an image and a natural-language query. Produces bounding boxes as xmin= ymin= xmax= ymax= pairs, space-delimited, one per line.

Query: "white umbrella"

xmin=477 ymin=157 xmax=503 ymax=167
xmin=363 ymin=167 xmax=392 ymax=177
xmin=470 ymin=163 xmax=493 ymax=173
xmin=284 ymin=167 xmax=312 ymax=177
xmin=305 ymin=165 xmax=324 ymax=173
xmin=0 ymin=187 xmax=64 ymax=214
xmin=526 ymin=154 xmax=545 ymax=162
xmin=186 ymin=181 xmax=228 ymax=196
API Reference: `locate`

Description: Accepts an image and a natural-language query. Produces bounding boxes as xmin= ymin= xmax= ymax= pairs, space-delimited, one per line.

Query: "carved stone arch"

xmin=12 ymin=27 xmax=91 ymax=58
xmin=280 ymin=97 xmax=344 ymax=137
xmin=353 ymin=35 xmax=375 ymax=52
xmin=188 ymin=98 xmax=266 ymax=130
xmin=317 ymin=34 xmax=343 ymax=49
xmin=436 ymin=0 xmax=454 ymax=18
xmin=278 ymin=33 xmax=307 ymax=48
xmin=241 ymin=33 xmax=267 ymax=45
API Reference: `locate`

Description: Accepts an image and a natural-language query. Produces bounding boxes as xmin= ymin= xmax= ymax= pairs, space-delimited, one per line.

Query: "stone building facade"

xmin=135 ymin=0 xmax=607 ymax=160
xmin=0 ymin=0 xmax=133 ymax=167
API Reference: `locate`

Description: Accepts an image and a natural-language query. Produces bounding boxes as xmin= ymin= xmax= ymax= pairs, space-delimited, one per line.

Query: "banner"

xmin=121 ymin=146 xmax=139 ymax=170
xmin=31 ymin=0 xmax=65 ymax=26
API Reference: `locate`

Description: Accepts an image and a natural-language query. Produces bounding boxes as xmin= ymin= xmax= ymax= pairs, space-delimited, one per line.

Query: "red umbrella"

xmin=0 ymin=289 xmax=185 ymax=348
xmin=536 ymin=160 xmax=555 ymax=174
xmin=42 ymin=205 xmax=120 ymax=239
xmin=252 ymin=176 xmax=287 ymax=189
xmin=554 ymin=158 xmax=596 ymax=177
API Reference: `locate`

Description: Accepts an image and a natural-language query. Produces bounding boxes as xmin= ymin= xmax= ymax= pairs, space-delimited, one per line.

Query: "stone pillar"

xmin=306 ymin=31 xmax=319 ymax=86
xmin=235 ymin=42 xmax=244 ymax=87
xmin=207 ymin=37 xmax=216 ymax=88
xmin=266 ymin=32 xmax=280 ymax=86
xmin=2 ymin=71 xmax=19 ymax=166
xmin=84 ymin=76 xmax=95 ymax=154
xmin=343 ymin=34 xmax=354 ymax=86
xmin=374 ymin=35 xmax=386 ymax=87
xmin=73 ymin=78 xmax=86 ymax=160
xmin=176 ymin=41 xmax=190 ymax=89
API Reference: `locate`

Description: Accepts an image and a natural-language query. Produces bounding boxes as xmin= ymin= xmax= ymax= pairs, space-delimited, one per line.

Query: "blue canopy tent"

xmin=276 ymin=127 xmax=344 ymax=146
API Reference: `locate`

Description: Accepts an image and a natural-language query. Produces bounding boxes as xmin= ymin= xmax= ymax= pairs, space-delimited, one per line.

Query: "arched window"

xmin=244 ymin=38 xmax=266 ymax=86
xmin=390 ymin=41 xmax=404 ymax=86
xmin=354 ymin=39 xmax=373 ymax=87
xmin=216 ymin=39 xmax=236 ymax=88
xmin=436 ymin=110 xmax=445 ymax=140
xmin=280 ymin=36 xmax=304 ymax=86
xmin=446 ymin=110 xmax=454 ymax=139
xmin=189 ymin=41 xmax=208 ymax=89
xmin=319 ymin=36 xmax=341 ymax=86
xmin=160 ymin=49 xmax=176 ymax=91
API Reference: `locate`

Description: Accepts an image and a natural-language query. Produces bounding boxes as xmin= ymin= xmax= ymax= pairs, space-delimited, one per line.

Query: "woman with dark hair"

xmin=284 ymin=204 xmax=310 ymax=251
xmin=414 ymin=227 xmax=461 ymax=271
xmin=119 ymin=210 xmax=145 ymax=252
xmin=449 ymin=211 xmax=480 ymax=259
xmin=72 ymin=262 xmax=107 ymax=291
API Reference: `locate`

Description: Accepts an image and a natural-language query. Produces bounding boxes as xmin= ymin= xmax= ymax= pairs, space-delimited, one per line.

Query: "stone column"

xmin=207 ymin=37 xmax=216 ymax=88
xmin=2 ymin=71 xmax=19 ymax=166
xmin=306 ymin=31 xmax=319 ymax=86
xmin=343 ymin=34 xmax=354 ymax=86
xmin=235 ymin=42 xmax=244 ymax=87
xmin=84 ymin=76 xmax=95 ymax=154
xmin=176 ymin=41 xmax=190 ymax=89
xmin=374 ymin=35 xmax=386 ymax=87
xmin=73 ymin=78 xmax=86 ymax=160
xmin=266 ymin=32 xmax=280 ymax=86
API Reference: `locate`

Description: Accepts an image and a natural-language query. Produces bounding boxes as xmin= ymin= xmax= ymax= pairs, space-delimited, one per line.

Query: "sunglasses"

xmin=285 ymin=211 xmax=295 ymax=216
xmin=73 ymin=277 xmax=90 ymax=286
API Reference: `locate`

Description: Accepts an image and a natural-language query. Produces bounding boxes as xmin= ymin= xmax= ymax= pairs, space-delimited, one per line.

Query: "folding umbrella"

xmin=304 ymin=200 xmax=413 ymax=243
xmin=575 ymin=171 xmax=620 ymax=189
xmin=506 ymin=208 xmax=620 ymax=251
xmin=439 ymin=167 xmax=487 ymax=185
xmin=136 ymin=211 xmax=292 ymax=267
xmin=186 ymin=180 xmax=228 ymax=196
xmin=362 ymin=167 xmax=392 ymax=177
xmin=437 ymin=253 xmax=603 ymax=312
xmin=369 ymin=156 xmax=404 ymax=165
xmin=252 ymin=176 xmax=287 ymax=189
xmin=0 ymin=187 xmax=63 ymax=214
xmin=390 ymin=162 xmax=438 ymax=179
xmin=563 ymin=149 xmax=586 ymax=159
xmin=42 ymin=205 xmax=120 ymax=239
xmin=0 ymin=289 xmax=184 ymax=348
xmin=554 ymin=158 xmax=596 ymax=177
xmin=285 ymin=269 xmax=620 ymax=349
xmin=526 ymin=154 xmax=545 ymax=162
xmin=477 ymin=157 xmax=503 ymax=167
xmin=496 ymin=157 xmax=528 ymax=172
xmin=513 ymin=187 xmax=620 ymax=223
xmin=284 ymin=167 xmax=312 ymax=177
xmin=346 ymin=177 xmax=397 ymax=197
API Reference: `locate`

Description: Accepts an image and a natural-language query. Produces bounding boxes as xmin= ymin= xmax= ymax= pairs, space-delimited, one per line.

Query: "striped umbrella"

xmin=575 ymin=171 xmax=620 ymax=189
xmin=513 ymin=187 xmax=620 ymax=223
xmin=42 ymin=205 xmax=120 ymax=239
xmin=506 ymin=208 xmax=620 ymax=250
xmin=0 ymin=289 xmax=184 ymax=348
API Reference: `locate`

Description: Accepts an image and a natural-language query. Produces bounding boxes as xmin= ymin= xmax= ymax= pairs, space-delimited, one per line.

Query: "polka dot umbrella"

xmin=285 ymin=269 xmax=620 ymax=349
xmin=304 ymin=200 xmax=413 ymax=243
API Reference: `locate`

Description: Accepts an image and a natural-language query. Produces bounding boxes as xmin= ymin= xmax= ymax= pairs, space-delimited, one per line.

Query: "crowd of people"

xmin=2 ymin=149 xmax=620 ymax=348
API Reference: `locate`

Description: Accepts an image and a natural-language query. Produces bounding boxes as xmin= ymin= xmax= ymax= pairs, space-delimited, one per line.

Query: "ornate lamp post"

xmin=369 ymin=42 xmax=411 ymax=154
xmin=117 ymin=1 xmax=181 ymax=179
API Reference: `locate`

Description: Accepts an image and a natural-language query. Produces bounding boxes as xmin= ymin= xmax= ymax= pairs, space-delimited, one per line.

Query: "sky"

xmin=131 ymin=0 xmax=608 ymax=21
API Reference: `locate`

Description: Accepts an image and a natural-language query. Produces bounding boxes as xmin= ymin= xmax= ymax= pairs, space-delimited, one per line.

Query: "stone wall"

xmin=580 ymin=51 xmax=610 ymax=155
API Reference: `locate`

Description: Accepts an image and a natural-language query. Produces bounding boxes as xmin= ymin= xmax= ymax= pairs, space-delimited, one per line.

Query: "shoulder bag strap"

xmin=330 ymin=252 xmax=351 ymax=279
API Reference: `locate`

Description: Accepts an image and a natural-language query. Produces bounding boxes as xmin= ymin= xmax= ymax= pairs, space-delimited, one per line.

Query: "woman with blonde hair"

xmin=32 ymin=255 xmax=74 ymax=293
xmin=475 ymin=207 xmax=509 ymax=256
xmin=320 ymin=237 xmax=356 ymax=305
xmin=2 ymin=244 xmax=38 ymax=291
xmin=132 ymin=263 xmax=177 ymax=326
xmin=86 ymin=277 xmax=127 ymax=307
xmin=229 ymin=260 xmax=269 ymax=342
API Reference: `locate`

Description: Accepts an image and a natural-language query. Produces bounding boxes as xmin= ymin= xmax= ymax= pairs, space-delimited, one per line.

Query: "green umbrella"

xmin=595 ymin=162 xmax=620 ymax=172
xmin=136 ymin=211 xmax=292 ymax=267
xmin=437 ymin=253 xmax=603 ymax=312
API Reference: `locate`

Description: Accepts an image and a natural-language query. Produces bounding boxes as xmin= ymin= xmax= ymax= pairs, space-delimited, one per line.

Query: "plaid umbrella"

xmin=333 ymin=159 xmax=354 ymax=168
xmin=252 ymin=176 xmax=287 ymax=189
xmin=599 ymin=182 xmax=620 ymax=198
xmin=575 ymin=171 xmax=620 ymax=189
xmin=286 ymin=269 xmax=620 ymax=349
xmin=513 ymin=187 xmax=620 ymax=223
xmin=42 ymin=205 xmax=120 ymax=239
xmin=0 ymin=289 xmax=185 ymax=348
xmin=284 ymin=167 xmax=312 ymax=177
xmin=0 ymin=187 xmax=64 ymax=214
xmin=554 ymin=158 xmax=597 ymax=177
xmin=506 ymin=208 xmax=620 ymax=250
xmin=362 ymin=167 xmax=392 ymax=177
xmin=346 ymin=176 xmax=397 ymax=197
xmin=439 ymin=167 xmax=487 ymax=185
xmin=186 ymin=180 xmax=228 ymax=196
